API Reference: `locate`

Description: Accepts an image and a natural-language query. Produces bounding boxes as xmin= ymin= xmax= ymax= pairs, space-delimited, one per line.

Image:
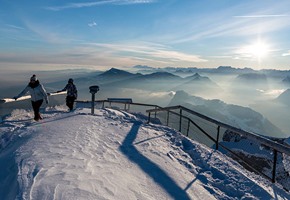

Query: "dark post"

xmin=186 ymin=119 xmax=190 ymax=137
xmin=216 ymin=126 xmax=220 ymax=150
xmin=166 ymin=110 xmax=169 ymax=126
xmin=89 ymin=85 xmax=99 ymax=115
xmin=179 ymin=108 xmax=182 ymax=132
xmin=272 ymin=149 xmax=278 ymax=183
xmin=147 ymin=112 xmax=151 ymax=124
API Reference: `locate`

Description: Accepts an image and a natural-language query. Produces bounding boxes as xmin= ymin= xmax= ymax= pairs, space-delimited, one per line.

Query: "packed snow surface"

xmin=0 ymin=107 xmax=289 ymax=200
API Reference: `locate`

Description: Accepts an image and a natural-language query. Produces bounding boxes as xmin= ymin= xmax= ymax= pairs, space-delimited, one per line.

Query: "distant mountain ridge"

xmin=133 ymin=65 xmax=290 ymax=77
xmin=169 ymin=90 xmax=286 ymax=138
xmin=95 ymin=68 xmax=218 ymax=93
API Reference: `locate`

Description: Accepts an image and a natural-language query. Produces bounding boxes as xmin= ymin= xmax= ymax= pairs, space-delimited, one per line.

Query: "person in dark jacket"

xmin=14 ymin=75 xmax=49 ymax=121
xmin=58 ymin=78 xmax=78 ymax=111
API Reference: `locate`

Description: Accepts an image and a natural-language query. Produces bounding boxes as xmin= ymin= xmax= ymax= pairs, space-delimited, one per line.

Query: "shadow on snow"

xmin=119 ymin=121 xmax=191 ymax=200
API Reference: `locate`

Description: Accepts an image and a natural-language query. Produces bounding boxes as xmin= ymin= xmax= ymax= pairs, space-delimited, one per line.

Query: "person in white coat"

xmin=14 ymin=75 xmax=49 ymax=121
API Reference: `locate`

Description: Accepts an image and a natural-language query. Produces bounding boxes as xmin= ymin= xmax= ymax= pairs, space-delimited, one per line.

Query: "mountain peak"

xmin=99 ymin=68 xmax=135 ymax=77
xmin=186 ymin=73 xmax=210 ymax=81
xmin=193 ymin=73 xmax=201 ymax=77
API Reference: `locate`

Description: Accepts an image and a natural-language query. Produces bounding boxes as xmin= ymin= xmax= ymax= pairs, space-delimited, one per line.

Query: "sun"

xmin=247 ymin=40 xmax=269 ymax=58
xmin=239 ymin=39 xmax=270 ymax=62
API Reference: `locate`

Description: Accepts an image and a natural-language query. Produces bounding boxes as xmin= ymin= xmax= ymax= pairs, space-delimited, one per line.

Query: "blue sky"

xmin=1 ymin=0 xmax=290 ymax=71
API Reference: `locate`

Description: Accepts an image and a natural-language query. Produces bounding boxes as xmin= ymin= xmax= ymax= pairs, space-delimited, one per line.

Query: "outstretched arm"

xmin=14 ymin=86 xmax=29 ymax=100
xmin=57 ymin=84 xmax=68 ymax=93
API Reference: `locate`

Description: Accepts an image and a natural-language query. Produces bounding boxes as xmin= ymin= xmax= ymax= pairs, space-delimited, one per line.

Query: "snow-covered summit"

xmin=0 ymin=106 xmax=289 ymax=199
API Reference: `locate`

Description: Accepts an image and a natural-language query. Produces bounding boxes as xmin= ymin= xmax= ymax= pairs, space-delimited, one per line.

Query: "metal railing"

xmin=61 ymin=99 xmax=290 ymax=190
xmin=146 ymin=105 xmax=290 ymax=190
xmin=4 ymin=94 xmax=289 ymax=189
xmin=77 ymin=99 xmax=162 ymax=116
xmin=0 ymin=92 xmax=67 ymax=120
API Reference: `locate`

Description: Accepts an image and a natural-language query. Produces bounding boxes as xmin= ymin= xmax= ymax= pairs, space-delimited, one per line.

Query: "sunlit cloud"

xmin=6 ymin=24 xmax=25 ymax=30
xmin=173 ymin=16 xmax=290 ymax=44
xmin=87 ymin=42 xmax=207 ymax=63
xmin=46 ymin=0 xmax=156 ymax=11
xmin=170 ymin=1 xmax=290 ymax=45
xmin=257 ymin=89 xmax=285 ymax=97
xmin=234 ymin=14 xmax=289 ymax=18
xmin=0 ymin=41 xmax=207 ymax=68
xmin=88 ymin=21 xmax=97 ymax=27
xmin=282 ymin=50 xmax=290 ymax=56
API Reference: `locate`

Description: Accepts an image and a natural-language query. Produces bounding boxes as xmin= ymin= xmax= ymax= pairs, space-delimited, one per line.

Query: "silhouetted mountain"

xmin=170 ymin=73 xmax=221 ymax=97
xmin=236 ymin=73 xmax=267 ymax=82
xmin=215 ymin=66 xmax=253 ymax=74
xmin=141 ymin=72 xmax=182 ymax=80
xmin=276 ymin=89 xmax=290 ymax=106
xmin=169 ymin=90 xmax=286 ymax=138
xmin=101 ymin=71 xmax=183 ymax=91
xmin=233 ymin=73 xmax=269 ymax=91
xmin=185 ymin=73 xmax=211 ymax=81
xmin=282 ymin=76 xmax=290 ymax=86
xmin=96 ymin=68 xmax=140 ymax=84
xmin=98 ymin=68 xmax=137 ymax=78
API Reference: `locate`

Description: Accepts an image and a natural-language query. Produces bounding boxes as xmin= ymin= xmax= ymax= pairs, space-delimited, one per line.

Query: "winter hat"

xmin=68 ymin=78 xmax=73 ymax=83
xmin=30 ymin=74 xmax=37 ymax=82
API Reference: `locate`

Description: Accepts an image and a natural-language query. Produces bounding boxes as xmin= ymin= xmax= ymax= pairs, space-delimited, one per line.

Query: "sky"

xmin=1 ymin=106 xmax=290 ymax=199
xmin=1 ymin=0 xmax=290 ymax=71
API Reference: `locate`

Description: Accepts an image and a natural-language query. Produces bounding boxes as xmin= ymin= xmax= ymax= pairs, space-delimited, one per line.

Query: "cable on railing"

xmin=146 ymin=105 xmax=290 ymax=186
xmin=79 ymin=98 xmax=290 ymax=189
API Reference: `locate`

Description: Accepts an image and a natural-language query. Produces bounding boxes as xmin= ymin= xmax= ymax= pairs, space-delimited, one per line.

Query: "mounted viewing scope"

xmin=89 ymin=85 xmax=99 ymax=94
xmin=89 ymin=85 xmax=100 ymax=115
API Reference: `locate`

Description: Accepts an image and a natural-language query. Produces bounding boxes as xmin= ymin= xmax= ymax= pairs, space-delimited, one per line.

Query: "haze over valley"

xmin=1 ymin=65 xmax=290 ymax=138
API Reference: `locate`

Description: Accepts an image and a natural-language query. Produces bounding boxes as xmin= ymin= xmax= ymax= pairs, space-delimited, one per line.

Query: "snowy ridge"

xmin=0 ymin=107 xmax=289 ymax=199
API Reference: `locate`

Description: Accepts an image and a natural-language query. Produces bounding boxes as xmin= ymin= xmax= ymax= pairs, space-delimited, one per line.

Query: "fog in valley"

xmin=1 ymin=66 xmax=290 ymax=138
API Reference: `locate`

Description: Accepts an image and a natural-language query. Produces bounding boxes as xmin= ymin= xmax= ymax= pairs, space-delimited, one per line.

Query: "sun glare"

xmin=248 ymin=41 xmax=269 ymax=58
xmin=239 ymin=39 xmax=270 ymax=62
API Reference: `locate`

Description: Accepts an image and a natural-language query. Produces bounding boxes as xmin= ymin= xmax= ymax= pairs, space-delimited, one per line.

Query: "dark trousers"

xmin=31 ymin=99 xmax=43 ymax=120
xmin=66 ymin=96 xmax=75 ymax=111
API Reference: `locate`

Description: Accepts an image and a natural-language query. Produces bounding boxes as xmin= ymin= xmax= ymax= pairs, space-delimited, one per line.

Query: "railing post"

xmin=147 ymin=112 xmax=151 ymax=124
xmin=216 ymin=126 xmax=220 ymax=150
xmin=166 ymin=110 xmax=169 ymax=126
xmin=154 ymin=106 xmax=157 ymax=118
xmin=186 ymin=119 xmax=190 ymax=137
xmin=179 ymin=108 xmax=182 ymax=132
xmin=102 ymin=101 xmax=105 ymax=109
xmin=272 ymin=149 xmax=278 ymax=183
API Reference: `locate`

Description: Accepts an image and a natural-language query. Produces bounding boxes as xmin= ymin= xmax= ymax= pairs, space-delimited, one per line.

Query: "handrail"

xmin=0 ymin=92 xmax=67 ymax=118
xmin=146 ymin=104 xmax=290 ymax=186
xmin=94 ymin=99 xmax=163 ymax=108
xmin=146 ymin=105 xmax=290 ymax=156
xmin=81 ymin=100 xmax=290 ymax=156
xmin=85 ymin=99 xmax=289 ymax=187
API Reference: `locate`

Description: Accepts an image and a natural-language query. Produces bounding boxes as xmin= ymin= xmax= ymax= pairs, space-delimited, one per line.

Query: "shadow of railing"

xmin=146 ymin=105 xmax=290 ymax=191
xmin=119 ymin=121 xmax=191 ymax=200
xmin=82 ymin=99 xmax=290 ymax=191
